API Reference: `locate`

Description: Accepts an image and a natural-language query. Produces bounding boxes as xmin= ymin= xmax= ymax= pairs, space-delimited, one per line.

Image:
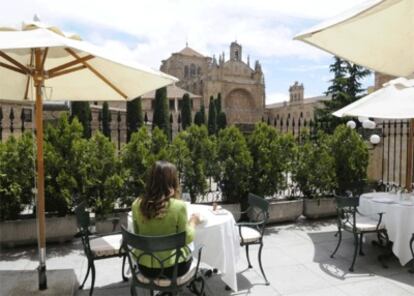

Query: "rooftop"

xmin=1 ymin=219 xmax=412 ymax=295
xmin=176 ymin=46 xmax=206 ymax=58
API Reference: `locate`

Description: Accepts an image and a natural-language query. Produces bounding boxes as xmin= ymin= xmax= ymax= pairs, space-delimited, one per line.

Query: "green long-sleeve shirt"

xmin=131 ymin=198 xmax=194 ymax=268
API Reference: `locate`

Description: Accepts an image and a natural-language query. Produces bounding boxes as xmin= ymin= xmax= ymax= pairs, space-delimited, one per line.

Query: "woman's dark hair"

xmin=140 ymin=161 xmax=179 ymax=219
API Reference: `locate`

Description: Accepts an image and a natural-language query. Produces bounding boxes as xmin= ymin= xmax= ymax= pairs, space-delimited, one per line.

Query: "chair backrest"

xmin=335 ymin=196 xmax=359 ymax=230
xmin=121 ymin=226 xmax=187 ymax=287
xmin=248 ymin=193 xmax=270 ymax=234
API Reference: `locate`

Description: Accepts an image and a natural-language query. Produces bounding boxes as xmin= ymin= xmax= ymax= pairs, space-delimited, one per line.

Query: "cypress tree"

xmin=126 ymin=96 xmax=143 ymax=141
xmin=217 ymin=112 xmax=227 ymax=131
xmin=102 ymin=102 xmax=112 ymax=139
xmin=208 ymin=96 xmax=217 ymax=135
xmin=194 ymin=103 xmax=206 ymax=126
xmin=216 ymin=93 xmax=222 ymax=114
xmin=181 ymin=93 xmax=192 ymax=130
xmin=152 ymin=87 xmax=170 ymax=138
xmin=70 ymin=101 xmax=92 ymax=138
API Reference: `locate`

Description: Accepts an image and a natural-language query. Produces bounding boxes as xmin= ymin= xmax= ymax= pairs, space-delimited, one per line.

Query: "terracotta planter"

xmin=0 ymin=215 xmax=77 ymax=247
xmin=303 ymin=198 xmax=337 ymax=219
xmin=267 ymin=199 xmax=303 ymax=223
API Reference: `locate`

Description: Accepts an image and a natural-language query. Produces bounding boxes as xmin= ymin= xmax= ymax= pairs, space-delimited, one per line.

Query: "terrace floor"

xmin=1 ymin=219 xmax=413 ymax=295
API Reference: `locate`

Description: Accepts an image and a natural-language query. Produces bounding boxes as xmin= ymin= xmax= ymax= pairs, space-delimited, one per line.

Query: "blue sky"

xmin=3 ymin=0 xmax=373 ymax=104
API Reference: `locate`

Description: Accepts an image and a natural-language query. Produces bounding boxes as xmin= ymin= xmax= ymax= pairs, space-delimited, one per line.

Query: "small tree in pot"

xmin=293 ymin=131 xmax=336 ymax=199
xmin=215 ymin=126 xmax=252 ymax=206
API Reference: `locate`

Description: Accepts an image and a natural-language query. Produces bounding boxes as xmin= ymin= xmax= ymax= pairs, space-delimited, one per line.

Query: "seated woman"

xmin=131 ymin=160 xmax=200 ymax=278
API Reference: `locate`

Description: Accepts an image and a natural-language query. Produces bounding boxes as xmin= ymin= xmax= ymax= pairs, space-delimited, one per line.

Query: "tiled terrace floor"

xmin=1 ymin=219 xmax=413 ymax=295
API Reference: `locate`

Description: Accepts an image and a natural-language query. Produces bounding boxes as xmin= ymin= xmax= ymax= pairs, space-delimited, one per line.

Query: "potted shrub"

xmin=330 ymin=125 xmax=369 ymax=196
xmin=215 ymin=126 xmax=252 ymax=213
xmin=248 ymin=123 xmax=302 ymax=223
xmin=293 ymin=132 xmax=337 ymax=219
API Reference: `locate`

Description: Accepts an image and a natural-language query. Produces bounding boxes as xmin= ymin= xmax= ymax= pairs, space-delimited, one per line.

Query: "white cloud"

xmin=2 ymin=0 xmax=367 ymax=69
xmin=266 ymin=92 xmax=288 ymax=105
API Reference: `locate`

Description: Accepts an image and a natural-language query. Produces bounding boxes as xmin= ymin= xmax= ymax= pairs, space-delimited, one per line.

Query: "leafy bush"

xmin=44 ymin=114 xmax=84 ymax=216
xmin=75 ymin=132 xmax=124 ymax=216
xmin=121 ymin=126 xmax=169 ymax=201
xmin=330 ymin=125 xmax=369 ymax=195
xmin=248 ymin=123 xmax=296 ymax=197
xmin=216 ymin=126 xmax=252 ymax=204
xmin=0 ymin=133 xmax=35 ymax=220
xmin=171 ymin=125 xmax=214 ymax=203
xmin=293 ymin=131 xmax=336 ymax=199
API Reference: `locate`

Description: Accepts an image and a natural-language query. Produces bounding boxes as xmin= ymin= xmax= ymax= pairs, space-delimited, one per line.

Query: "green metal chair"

xmin=237 ymin=193 xmax=270 ymax=285
xmin=121 ymin=226 xmax=205 ymax=296
xmin=410 ymin=233 xmax=414 ymax=273
xmin=330 ymin=196 xmax=388 ymax=272
xmin=74 ymin=202 xmax=127 ymax=296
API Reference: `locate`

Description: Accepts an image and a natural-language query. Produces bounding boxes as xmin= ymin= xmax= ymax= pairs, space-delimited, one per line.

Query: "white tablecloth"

xmin=359 ymin=192 xmax=414 ymax=265
xmin=127 ymin=204 xmax=241 ymax=291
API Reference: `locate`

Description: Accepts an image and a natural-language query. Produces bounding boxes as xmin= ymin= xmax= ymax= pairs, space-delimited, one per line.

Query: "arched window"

xmin=193 ymin=82 xmax=197 ymax=93
xmin=190 ymin=64 xmax=196 ymax=77
xmin=197 ymin=66 xmax=201 ymax=76
xmin=300 ymin=112 xmax=303 ymax=118
xmin=184 ymin=66 xmax=189 ymax=78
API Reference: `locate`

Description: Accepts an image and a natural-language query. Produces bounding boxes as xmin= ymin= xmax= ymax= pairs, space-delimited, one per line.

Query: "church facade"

xmin=160 ymin=42 xmax=265 ymax=125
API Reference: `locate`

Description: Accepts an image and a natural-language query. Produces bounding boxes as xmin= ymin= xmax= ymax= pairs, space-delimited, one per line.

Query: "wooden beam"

xmin=65 ymin=48 xmax=128 ymax=99
xmin=23 ymin=50 xmax=34 ymax=101
xmin=47 ymin=54 xmax=94 ymax=75
xmin=48 ymin=65 xmax=87 ymax=79
xmin=0 ymin=61 xmax=26 ymax=74
xmin=0 ymin=50 xmax=30 ymax=73
xmin=40 ymin=48 xmax=48 ymax=71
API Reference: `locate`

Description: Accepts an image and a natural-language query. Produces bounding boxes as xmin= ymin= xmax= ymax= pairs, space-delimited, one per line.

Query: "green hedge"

xmin=0 ymin=113 xmax=369 ymax=220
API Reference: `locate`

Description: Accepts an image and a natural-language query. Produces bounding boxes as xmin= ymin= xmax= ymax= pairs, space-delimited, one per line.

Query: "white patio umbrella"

xmin=333 ymin=77 xmax=414 ymax=119
xmin=294 ymin=0 xmax=414 ymax=77
xmin=294 ymin=0 xmax=414 ymax=191
xmin=0 ymin=21 xmax=178 ymax=290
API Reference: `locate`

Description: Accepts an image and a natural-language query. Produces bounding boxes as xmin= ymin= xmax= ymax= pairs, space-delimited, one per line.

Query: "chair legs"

xmin=122 ymin=254 xmax=128 ymax=281
xmin=245 ymin=245 xmax=253 ymax=268
xmin=359 ymin=234 xmax=365 ymax=256
xmin=90 ymin=261 xmax=96 ymax=296
xmin=410 ymin=234 xmax=414 ymax=273
xmin=258 ymin=244 xmax=269 ymax=285
xmin=350 ymin=233 xmax=359 ymax=272
xmin=79 ymin=260 xmax=91 ymax=290
xmin=331 ymin=229 xmax=342 ymax=258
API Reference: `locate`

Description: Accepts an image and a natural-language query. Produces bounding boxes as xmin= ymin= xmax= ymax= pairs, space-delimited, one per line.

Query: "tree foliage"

xmin=248 ymin=123 xmax=296 ymax=197
xmin=0 ymin=133 xmax=35 ymax=220
xmin=152 ymin=87 xmax=170 ymax=138
xmin=207 ymin=96 xmax=217 ymax=135
xmin=315 ymin=56 xmax=370 ymax=133
xmin=292 ymin=131 xmax=336 ymax=198
xmin=126 ymin=96 xmax=143 ymax=141
xmin=330 ymin=125 xmax=369 ymax=195
xmin=180 ymin=93 xmax=192 ymax=130
xmin=216 ymin=126 xmax=252 ymax=204
xmin=102 ymin=102 xmax=112 ymax=139
xmin=70 ymin=101 xmax=92 ymax=138
xmin=194 ymin=104 xmax=206 ymax=126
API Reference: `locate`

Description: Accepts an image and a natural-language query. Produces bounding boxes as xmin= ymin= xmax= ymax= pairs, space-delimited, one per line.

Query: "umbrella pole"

xmin=35 ymin=48 xmax=47 ymax=290
xmin=406 ymin=119 xmax=414 ymax=192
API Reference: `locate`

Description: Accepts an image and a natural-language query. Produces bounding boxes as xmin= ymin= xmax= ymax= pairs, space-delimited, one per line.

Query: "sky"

xmin=2 ymin=0 xmax=374 ymax=104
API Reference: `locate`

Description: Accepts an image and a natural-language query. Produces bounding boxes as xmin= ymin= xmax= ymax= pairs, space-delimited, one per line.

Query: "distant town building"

xmin=160 ymin=42 xmax=265 ymax=126
xmin=265 ymin=81 xmax=331 ymax=133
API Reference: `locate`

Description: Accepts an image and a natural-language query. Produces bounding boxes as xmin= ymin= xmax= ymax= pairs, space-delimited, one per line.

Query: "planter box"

xmin=0 ymin=215 xmax=77 ymax=247
xmin=303 ymin=198 xmax=337 ymax=219
xmin=267 ymin=199 xmax=303 ymax=223
xmin=95 ymin=212 xmax=128 ymax=234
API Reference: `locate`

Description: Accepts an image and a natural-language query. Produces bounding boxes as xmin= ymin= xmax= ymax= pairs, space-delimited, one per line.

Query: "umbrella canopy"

xmin=0 ymin=21 xmax=178 ymax=290
xmin=333 ymin=77 xmax=414 ymax=119
xmin=0 ymin=22 xmax=177 ymax=101
xmin=294 ymin=0 xmax=414 ymax=77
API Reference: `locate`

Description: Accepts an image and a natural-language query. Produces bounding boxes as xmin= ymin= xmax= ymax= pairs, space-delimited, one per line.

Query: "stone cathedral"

xmin=160 ymin=42 xmax=265 ymax=125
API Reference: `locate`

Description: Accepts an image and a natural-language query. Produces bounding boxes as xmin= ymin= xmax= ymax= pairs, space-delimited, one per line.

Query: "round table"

xmin=127 ymin=204 xmax=241 ymax=291
xmin=359 ymin=192 xmax=414 ymax=265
